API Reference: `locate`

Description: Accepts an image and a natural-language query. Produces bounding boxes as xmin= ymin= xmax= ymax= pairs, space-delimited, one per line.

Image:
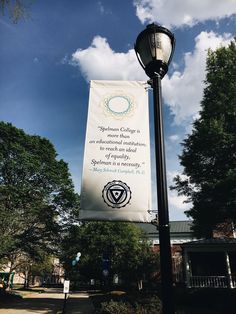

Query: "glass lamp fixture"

xmin=134 ymin=23 xmax=175 ymax=79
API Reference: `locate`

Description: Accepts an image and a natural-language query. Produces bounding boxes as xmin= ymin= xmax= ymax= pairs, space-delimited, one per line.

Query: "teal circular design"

xmin=105 ymin=96 xmax=133 ymax=116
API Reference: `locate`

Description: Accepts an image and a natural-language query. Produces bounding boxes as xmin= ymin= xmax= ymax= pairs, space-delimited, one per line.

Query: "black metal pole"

xmin=62 ymin=292 xmax=67 ymax=314
xmin=152 ymin=74 xmax=175 ymax=314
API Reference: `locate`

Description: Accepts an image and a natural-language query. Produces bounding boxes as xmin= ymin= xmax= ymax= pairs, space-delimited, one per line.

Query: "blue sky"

xmin=0 ymin=0 xmax=235 ymax=220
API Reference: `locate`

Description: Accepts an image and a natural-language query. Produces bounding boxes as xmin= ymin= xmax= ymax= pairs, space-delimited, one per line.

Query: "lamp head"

xmin=135 ymin=23 xmax=175 ymax=79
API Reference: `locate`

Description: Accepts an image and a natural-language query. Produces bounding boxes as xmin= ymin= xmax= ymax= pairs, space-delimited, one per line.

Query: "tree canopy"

xmin=60 ymin=222 xmax=159 ymax=286
xmin=172 ymin=39 xmax=236 ymax=238
xmin=0 ymin=122 xmax=79 ymax=271
xmin=0 ymin=0 xmax=33 ymax=23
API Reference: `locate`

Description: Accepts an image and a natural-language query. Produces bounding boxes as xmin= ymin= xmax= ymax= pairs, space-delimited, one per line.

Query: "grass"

xmin=0 ymin=285 xmax=47 ymax=301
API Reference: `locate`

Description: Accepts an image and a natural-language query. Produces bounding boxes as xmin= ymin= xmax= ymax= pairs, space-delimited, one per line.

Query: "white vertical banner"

xmin=80 ymin=80 xmax=151 ymax=222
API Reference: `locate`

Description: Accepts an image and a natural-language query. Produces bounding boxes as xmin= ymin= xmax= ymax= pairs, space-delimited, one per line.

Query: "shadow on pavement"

xmin=65 ymin=296 xmax=95 ymax=314
xmin=0 ymin=297 xmax=64 ymax=314
xmin=0 ymin=291 xmax=95 ymax=314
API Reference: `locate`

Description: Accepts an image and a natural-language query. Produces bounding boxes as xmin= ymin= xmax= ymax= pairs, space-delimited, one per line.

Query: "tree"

xmin=0 ymin=122 xmax=79 ymax=276
xmin=60 ymin=222 xmax=159 ymax=287
xmin=172 ymin=39 xmax=236 ymax=238
xmin=0 ymin=0 xmax=33 ymax=23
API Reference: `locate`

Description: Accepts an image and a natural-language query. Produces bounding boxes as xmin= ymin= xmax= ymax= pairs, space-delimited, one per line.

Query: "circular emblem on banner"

xmin=102 ymin=180 xmax=132 ymax=208
xmin=102 ymin=94 xmax=135 ymax=119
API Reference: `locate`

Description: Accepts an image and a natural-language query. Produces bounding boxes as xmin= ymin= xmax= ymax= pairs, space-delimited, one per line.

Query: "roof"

xmin=182 ymin=238 xmax=236 ymax=246
xmin=138 ymin=220 xmax=193 ymax=235
xmin=170 ymin=221 xmax=193 ymax=233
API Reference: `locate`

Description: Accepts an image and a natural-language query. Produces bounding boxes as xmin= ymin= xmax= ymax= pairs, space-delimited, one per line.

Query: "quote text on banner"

xmin=80 ymin=80 xmax=151 ymax=222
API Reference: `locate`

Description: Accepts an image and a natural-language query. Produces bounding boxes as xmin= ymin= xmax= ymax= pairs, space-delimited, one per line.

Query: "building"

xmin=138 ymin=220 xmax=196 ymax=283
xmin=1 ymin=257 xmax=64 ymax=288
xmin=139 ymin=220 xmax=236 ymax=289
xmin=182 ymin=222 xmax=236 ymax=289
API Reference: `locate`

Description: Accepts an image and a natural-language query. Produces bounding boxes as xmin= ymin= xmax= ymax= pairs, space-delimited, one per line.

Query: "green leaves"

xmin=173 ymin=39 xmax=236 ymax=237
xmin=0 ymin=0 xmax=33 ymax=23
xmin=60 ymin=222 xmax=158 ymax=285
xmin=0 ymin=122 xmax=79 ymax=266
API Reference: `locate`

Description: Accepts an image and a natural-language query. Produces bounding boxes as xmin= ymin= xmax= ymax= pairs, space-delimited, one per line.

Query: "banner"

xmin=80 ymin=80 xmax=151 ymax=222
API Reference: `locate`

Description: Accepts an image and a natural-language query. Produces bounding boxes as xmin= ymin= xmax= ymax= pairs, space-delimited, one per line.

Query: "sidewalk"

xmin=64 ymin=292 xmax=95 ymax=314
xmin=0 ymin=289 xmax=95 ymax=314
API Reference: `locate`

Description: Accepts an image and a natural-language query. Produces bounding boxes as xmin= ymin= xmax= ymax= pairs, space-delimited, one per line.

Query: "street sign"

xmin=63 ymin=280 xmax=70 ymax=294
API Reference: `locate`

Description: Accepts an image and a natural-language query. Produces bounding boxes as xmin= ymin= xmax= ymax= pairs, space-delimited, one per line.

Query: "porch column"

xmin=225 ymin=252 xmax=233 ymax=288
xmin=184 ymin=249 xmax=191 ymax=288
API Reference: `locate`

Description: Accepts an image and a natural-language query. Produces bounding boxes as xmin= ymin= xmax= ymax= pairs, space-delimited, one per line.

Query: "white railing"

xmin=189 ymin=276 xmax=228 ymax=288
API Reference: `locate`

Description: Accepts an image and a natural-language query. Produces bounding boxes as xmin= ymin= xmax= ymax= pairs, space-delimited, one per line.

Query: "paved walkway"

xmin=0 ymin=288 xmax=95 ymax=314
xmin=64 ymin=292 xmax=95 ymax=314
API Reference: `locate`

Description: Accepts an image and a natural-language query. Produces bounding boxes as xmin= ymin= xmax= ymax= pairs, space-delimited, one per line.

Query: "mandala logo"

xmin=102 ymin=94 xmax=135 ymax=119
xmin=102 ymin=180 xmax=132 ymax=208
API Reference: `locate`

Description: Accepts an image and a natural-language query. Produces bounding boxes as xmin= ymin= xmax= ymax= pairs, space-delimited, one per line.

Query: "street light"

xmin=135 ymin=23 xmax=175 ymax=314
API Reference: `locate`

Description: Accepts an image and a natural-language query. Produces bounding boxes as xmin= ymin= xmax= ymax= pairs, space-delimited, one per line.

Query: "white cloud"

xmin=167 ymin=170 xmax=191 ymax=218
xmin=149 ymin=169 xmax=190 ymax=220
xmin=134 ymin=0 xmax=236 ymax=28
xmin=71 ymin=31 xmax=233 ymax=127
xmin=169 ymin=134 xmax=180 ymax=143
xmin=33 ymin=57 xmax=39 ymax=63
xmin=167 ymin=170 xmax=188 ymax=185
xmin=98 ymin=1 xmax=105 ymax=14
xmin=163 ymin=31 xmax=233 ymax=125
xmin=71 ymin=36 xmax=146 ymax=82
xmin=97 ymin=1 xmax=111 ymax=15
xmin=168 ymin=192 xmax=189 ymax=210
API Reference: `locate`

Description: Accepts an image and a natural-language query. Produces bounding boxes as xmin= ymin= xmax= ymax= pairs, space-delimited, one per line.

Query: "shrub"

xmin=99 ymin=299 xmax=134 ymax=314
xmin=134 ymin=295 xmax=162 ymax=313
xmin=98 ymin=296 xmax=162 ymax=314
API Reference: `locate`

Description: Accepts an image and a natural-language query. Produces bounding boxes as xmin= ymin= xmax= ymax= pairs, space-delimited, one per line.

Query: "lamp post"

xmin=135 ymin=23 xmax=175 ymax=314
